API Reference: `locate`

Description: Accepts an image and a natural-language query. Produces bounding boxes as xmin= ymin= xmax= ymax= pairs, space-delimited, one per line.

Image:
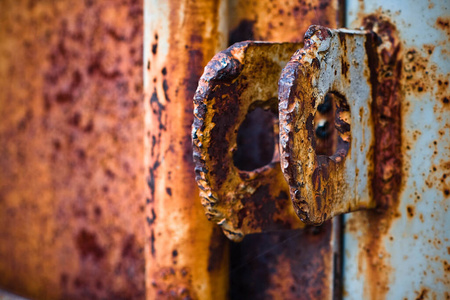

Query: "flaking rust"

xmin=145 ymin=1 xmax=230 ymax=299
xmin=362 ymin=15 xmax=403 ymax=211
xmin=349 ymin=14 xmax=405 ymax=300
xmin=278 ymin=25 xmax=384 ymax=225
xmin=193 ymin=42 xmax=305 ymax=242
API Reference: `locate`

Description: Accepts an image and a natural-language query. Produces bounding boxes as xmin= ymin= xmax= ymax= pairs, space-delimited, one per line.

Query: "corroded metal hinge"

xmin=193 ymin=25 xmax=401 ymax=241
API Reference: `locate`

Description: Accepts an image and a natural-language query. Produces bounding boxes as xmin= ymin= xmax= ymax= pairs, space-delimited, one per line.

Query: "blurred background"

xmin=0 ymin=1 xmax=146 ymax=299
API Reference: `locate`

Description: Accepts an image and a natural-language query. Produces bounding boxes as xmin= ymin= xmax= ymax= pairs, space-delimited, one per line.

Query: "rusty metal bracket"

xmin=193 ymin=42 xmax=305 ymax=241
xmin=278 ymin=26 xmax=379 ymax=225
xmin=193 ymin=24 xmax=401 ymax=237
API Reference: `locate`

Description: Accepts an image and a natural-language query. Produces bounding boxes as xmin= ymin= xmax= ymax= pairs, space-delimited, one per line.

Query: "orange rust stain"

xmin=444 ymin=260 xmax=450 ymax=273
xmin=414 ymin=289 xmax=428 ymax=300
xmin=343 ymin=14 xmax=405 ymax=300
xmin=436 ymin=17 xmax=450 ymax=36
xmin=419 ymin=213 xmax=425 ymax=223
xmin=423 ymin=44 xmax=435 ymax=55
xmin=427 ymin=134 xmax=450 ymax=199
xmin=445 ymin=189 xmax=450 ymax=197
xmin=404 ymin=48 xmax=433 ymax=96
xmin=151 ymin=267 xmax=198 ymax=299
xmin=352 ymin=211 xmax=397 ymax=298
xmin=442 ymin=96 xmax=449 ymax=106
xmin=145 ymin=1 xmax=229 ymax=299
xmin=436 ymin=78 xmax=449 ymax=102
xmin=406 ymin=205 xmax=415 ymax=218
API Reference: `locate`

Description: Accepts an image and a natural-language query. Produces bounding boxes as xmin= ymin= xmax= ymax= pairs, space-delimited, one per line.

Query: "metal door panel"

xmin=344 ymin=1 xmax=449 ymax=299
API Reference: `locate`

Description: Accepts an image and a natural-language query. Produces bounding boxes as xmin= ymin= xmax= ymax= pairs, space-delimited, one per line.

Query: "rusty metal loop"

xmin=193 ymin=42 xmax=304 ymax=241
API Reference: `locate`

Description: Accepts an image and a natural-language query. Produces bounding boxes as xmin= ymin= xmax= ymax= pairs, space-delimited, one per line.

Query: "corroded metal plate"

xmin=278 ymin=26 xmax=378 ymax=225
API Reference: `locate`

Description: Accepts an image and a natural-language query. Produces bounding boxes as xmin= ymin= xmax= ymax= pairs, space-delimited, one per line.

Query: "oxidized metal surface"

xmin=144 ymin=0 xmax=229 ymax=299
xmin=278 ymin=26 xmax=378 ymax=225
xmin=223 ymin=1 xmax=345 ymax=300
xmin=0 ymin=0 xmax=354 ymax=299
xmin=344 ymin=1 xmax=450 ymax=299
xmin=229 ymin=0 xmax=343 ymax=43
xmin=363 ymin=16 xmax=403 ymax=212
xmin=229 ymin=221 xmax=337 ymax=300
xmin=193 ymin=42 xmax=305 ymax=242
xmin=0 ymin=1 xmax=145 ymax=299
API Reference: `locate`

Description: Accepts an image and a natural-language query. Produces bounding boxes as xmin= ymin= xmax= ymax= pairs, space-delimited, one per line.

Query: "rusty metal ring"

xmin=193 ymin=42 xmax=304 ymax=241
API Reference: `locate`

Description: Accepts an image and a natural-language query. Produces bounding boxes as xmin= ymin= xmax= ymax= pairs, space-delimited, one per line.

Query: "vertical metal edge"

xmin=144 ymin=0 xmax=230 ymax=299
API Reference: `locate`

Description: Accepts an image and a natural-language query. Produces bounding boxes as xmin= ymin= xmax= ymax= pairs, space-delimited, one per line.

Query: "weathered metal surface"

xmin=193 ymin=42 xmax=305 ymax=241
xmin=343 ymin=1 xmax=450 ymax=299
xmin=144 ymin=0 xmax=229 ymax=299
xmin=229 ymin=221 xmax=338 ymax=300
xmin=0 ymin=1 xmax=145 ymax=299
xmin=363 ymin=17 xmax=403 ymax=214
xmin=222 ymin=2 xmax=344 ymax=300
xmin=229 ymin=0 xmax=343 ymax=43
xmin=0 ymin=0 xmax=350 ymax=299
xmin=278 ymin=26 xmax=379 ymax=225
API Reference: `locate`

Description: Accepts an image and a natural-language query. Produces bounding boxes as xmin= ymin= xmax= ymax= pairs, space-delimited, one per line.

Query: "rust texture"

xmin=354 ymin=15 xmax=404 ymax=300
xmin=343 ymin=12 xmax=426 ymax=300
xmin=193 ymin=42 xmax=305 ymax=242
xmin=363 ymin=16 xmax=403 ymax=210
xmin=0 ymin=0 xmax=345 ymax=299
xmin=145 ymin=0 xmax=229 ymax=299
xmin=314 ymin=93 xmax=339 ymax=157
xmin=346 ymin=9 xmax=449 ymax=298
xmin=229 ymin=0 xmax=342 ymax=43
xmin=229 ymin=222 xmax=334 ymax=300
xmin=0 ymin=0 xmax=145 ymax=299
xmin=222 ymin=1 xmax=344 ymax=299
xmin=278 ymin=26 xmax=378 ymax=225
xmin=350 ymin=16 xmax=403 ymax=299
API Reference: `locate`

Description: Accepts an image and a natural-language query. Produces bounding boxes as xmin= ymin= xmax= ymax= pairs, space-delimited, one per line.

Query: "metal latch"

xmin=193 ymin=25 xmax=401 ymax=240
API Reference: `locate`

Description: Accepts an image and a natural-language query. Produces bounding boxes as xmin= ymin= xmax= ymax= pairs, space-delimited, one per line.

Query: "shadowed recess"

xmin=233 ymin=107 xmax=276 ymax=171
xmin=315 ymin=92 xmax=350 ymax=158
